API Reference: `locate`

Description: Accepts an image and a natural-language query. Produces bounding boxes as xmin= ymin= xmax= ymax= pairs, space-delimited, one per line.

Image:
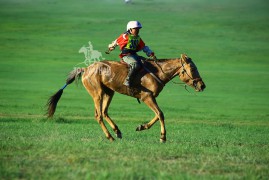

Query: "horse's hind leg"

xmin=102 ymin=91 xmax=122 ymax=139
xmin=93 ymin=95 xmax=115 ymax=141
xmin=82 ymin=65 xmax=115 ymax=141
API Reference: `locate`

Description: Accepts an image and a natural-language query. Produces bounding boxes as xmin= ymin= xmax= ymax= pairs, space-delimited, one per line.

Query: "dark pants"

xmin=122 ymin=54 xmax=142 ymax=85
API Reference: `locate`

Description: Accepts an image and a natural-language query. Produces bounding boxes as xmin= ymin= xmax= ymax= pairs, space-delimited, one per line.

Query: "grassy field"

xmin=1 ymin=0 xmax=269 ymax=179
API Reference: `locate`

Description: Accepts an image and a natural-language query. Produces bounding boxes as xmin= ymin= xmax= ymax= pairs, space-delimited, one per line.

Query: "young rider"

xmin=108 ymin=21 xmax=156 ymax=87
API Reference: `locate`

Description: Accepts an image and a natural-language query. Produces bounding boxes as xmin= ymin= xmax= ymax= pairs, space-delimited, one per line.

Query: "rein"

xmin=153 ymin=58 xmax=197 ymax=94
xmin=179 ymin=58 xmax=202 ymax=91
xmin=142 ymin=64 xmax=165 ymax=87
xmin=154 ymin=58 xmax=184 ymax=85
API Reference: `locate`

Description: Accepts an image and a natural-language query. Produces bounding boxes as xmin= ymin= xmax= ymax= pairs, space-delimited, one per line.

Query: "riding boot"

xmin=122 ymin=55 xmax=142 ymax=87
xmin=124 ymin=65 xmax=136 ymax=87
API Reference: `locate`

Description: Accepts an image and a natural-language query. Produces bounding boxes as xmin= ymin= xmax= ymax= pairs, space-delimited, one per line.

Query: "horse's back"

xmin=84 ymin=60 xmax=127 ymax=82
xmin=95 ymin=60 xmax=128 ymax=70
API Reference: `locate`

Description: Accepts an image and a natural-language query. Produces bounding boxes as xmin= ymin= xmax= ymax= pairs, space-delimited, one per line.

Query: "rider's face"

xmin=130 ymin=28 xmax=140 ymax=36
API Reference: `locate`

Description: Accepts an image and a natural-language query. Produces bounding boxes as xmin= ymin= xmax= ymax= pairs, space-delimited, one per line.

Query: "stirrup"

xmin=123 ymin=79 xmax=130 ymax=87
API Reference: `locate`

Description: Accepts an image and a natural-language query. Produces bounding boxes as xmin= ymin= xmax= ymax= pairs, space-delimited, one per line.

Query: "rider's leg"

xmin=122 ymin=55 xmax=141 ymax=86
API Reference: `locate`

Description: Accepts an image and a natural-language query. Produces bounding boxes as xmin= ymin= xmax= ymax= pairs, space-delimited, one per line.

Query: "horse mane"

xmin=146 ymin=58 xmax=172 ymax=62
xmin=101 ymin=58 xmax=176 ymax=66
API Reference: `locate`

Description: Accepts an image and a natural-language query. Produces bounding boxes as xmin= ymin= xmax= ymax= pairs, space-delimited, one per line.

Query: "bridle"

xmin=179 ymin=57 xmax=202 ymax=90
xmin=154 ymin=57 xmax=202 ymax=91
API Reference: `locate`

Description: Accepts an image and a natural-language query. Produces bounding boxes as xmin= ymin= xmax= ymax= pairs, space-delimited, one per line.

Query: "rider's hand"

xmin=150 ymin=53 xmax=157 ymax=60
xmin=108 ymin=47 xmax=114 ymax=51
xmin=105 ymin=47 xmax=114 ymax=54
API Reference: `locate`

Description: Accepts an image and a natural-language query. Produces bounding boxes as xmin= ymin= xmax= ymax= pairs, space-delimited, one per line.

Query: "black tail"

xmin=46 ymin=68 xmax=84 ymax=118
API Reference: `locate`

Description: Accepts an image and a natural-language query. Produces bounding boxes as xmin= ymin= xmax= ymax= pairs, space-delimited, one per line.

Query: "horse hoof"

xmin=160 ymin=139 xmax=166 ymax=143
xmin=116 ymin=133 xmax=122 ymax=139
xmin=136 ymin=125 xmax=143 ymax=131
xmin=108 ymin=137 xmax=115 ymax=142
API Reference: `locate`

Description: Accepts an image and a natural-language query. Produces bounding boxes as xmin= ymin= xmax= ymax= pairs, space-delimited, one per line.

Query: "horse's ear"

xmin=181 ymin=54 xmax=187 ymax=60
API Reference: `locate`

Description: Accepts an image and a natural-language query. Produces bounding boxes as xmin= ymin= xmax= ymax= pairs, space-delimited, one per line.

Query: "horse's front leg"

xmin=136 ymin=96 xmax=166 ymax=143
xmin=136 ymin=115 xmax=158 ymax=131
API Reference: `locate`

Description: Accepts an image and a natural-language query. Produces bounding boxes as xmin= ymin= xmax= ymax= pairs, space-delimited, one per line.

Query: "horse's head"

xmin=178 ymin=54 xmax=206 ymax=92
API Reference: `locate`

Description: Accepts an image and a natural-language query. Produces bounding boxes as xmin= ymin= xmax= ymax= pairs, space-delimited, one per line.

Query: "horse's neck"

xmin=155 ymin=58 xmax=180 ymax=82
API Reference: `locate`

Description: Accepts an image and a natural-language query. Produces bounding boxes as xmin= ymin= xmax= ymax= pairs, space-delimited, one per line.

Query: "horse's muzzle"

xmin=195 ymin=81 xmax=206 ymax=92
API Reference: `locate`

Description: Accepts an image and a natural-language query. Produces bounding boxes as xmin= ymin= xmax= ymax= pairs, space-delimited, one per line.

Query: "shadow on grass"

xmin=0 ymin=116 xmax=92 ymax=125
xmin=42 ymin=117 xmax=92 ymax=124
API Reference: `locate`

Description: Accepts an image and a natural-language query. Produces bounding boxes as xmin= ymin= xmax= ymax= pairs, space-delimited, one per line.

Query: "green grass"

xmin=1 ymin=0 xmax=269 ymax=179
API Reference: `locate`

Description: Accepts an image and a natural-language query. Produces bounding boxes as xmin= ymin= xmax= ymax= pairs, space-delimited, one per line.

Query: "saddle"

xmin=120 ymin=57 xmax=151 ymax=69
xmin=120 ymin=58 xmax=164 ymax=86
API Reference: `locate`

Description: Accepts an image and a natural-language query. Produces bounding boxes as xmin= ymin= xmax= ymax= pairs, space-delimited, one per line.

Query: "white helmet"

xmin=126 ymin=21 xmax=142 ymax=31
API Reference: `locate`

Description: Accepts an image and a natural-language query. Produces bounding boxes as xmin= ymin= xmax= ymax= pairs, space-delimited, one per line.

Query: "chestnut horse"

xmin=47 ymin=54 xmax=206 ymax=142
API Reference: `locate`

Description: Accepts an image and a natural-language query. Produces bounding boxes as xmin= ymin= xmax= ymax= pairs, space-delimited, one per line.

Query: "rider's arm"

xmin=108 ymin=33 xmax=130 ymax=51
xmin=142 ymin=46 xmax=155 ymax=57
xmin=138 ymin=38 xmax=155 ymax=57
xmin=108 ymin=40 xmax=117 ymax=51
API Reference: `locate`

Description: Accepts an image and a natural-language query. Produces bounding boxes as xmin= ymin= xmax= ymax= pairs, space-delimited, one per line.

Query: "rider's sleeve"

xmin=116 ymin=33 xmax=129 ymax=50
xmin=108 ymin=33 xmax=129 ymax=50
xmin=138 ymin=38 xmax=154 ymax=57
xmin=142 ymin=46 xmax=154 ymax=57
